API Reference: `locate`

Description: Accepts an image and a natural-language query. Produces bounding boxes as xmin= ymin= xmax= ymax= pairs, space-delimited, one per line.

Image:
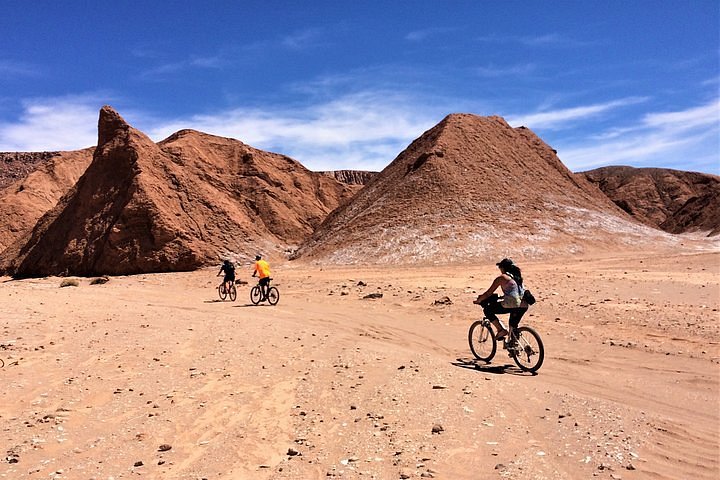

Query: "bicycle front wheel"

xmin=267 ymin=287 xmax=279 ymax=305
xmin=511 ymin=326 xmax=544 ymax=372
xmin=250 ymin=286 xmax=262 ymax=305
xmin=468 ymin=320 xmax=496 ymax=362
xmin=229 ymin=284 xmax=237 ymax=302
xmin=218 ymin=284 xmax=228 ymax=301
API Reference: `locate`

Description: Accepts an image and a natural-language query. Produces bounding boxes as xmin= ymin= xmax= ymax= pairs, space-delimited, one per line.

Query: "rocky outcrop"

xmin=320 ymin=170 xmax=377 ymax=185
xmin=581 ymin=166 xmax=720 ymax=236
xmin=0 ymin=106 xmax=356 ymax=277
xmin=0 ymin=152 xmax=61 ymax=189
xmin=0 ymin=148 xmax=94 ymax=251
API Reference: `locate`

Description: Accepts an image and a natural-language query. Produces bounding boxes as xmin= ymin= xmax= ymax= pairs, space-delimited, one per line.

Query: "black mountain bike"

xmin=468 ymin=317 xmax=544 ymax=372
xmin=250 ymin=278 xmax=279 ymax=305
xmin=218 ymin=280 xmax=237 ymax=302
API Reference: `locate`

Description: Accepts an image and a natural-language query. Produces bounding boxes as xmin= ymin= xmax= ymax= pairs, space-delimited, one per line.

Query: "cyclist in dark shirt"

xmin=217 ymin=260 xmax=236 ymax=291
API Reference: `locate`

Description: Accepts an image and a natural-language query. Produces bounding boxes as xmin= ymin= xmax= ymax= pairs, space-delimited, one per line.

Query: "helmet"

xmin=223 ymin=259 xmax=230 ymax=265
xmin=496 ymin=258 xmax=514 ymax=269
xmin=255 ymin=255 xmax=261 ymax=261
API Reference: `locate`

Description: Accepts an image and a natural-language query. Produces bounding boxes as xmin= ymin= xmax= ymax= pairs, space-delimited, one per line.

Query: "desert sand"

xmin=1 ymin=250 xmax=718 ymax=479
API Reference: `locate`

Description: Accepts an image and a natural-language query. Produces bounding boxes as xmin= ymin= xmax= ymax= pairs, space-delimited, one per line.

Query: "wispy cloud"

xmin=0 ymin=60 xmax=39 ymax=78
xmin=0 ymin=95 xmax=103 ymax=151
xmin=476 ymin=33 xmax=597 ymax=48
xmin=556 ymin=98 xmax=720 ymax=172
xmin=148 ymin=91 xmax=440 ymax=171
xmin=281 ymin=28 xmax=325 ymax=50
xmin=405 ymin=27 xmax=458 ymax=42
xmin=139 ymin=54 xmax=224 ymax=79
xmin=507 ymin=97 xmax=649 ymax=130
xmin=476 ymin=63 xmax=536 ymax=78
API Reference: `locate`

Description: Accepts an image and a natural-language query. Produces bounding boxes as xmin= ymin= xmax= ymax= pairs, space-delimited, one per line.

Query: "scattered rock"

xmin=432 ymin=296 xmax=452 ymax=306
xmin=158 ymin=444 xmax=172 ymax=452
xmin=133 ymin=461 xmax=143 ymax=467
xmin=287 ymin=447 xmax=300 ymax=456
xmin=431 ymin=423 xmax=444 ymax=434
xmin=363 ymin=292 xmax=383 ymax=299
xmin=90 ymin=276 xmax=110 ymax=285
xmin=60 ymin=278 xmax=79 ymax=288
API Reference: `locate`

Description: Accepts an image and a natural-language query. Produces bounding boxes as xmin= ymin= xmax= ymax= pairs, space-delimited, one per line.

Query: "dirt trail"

xmin=1 ymin=252 xmax=718 ymax=479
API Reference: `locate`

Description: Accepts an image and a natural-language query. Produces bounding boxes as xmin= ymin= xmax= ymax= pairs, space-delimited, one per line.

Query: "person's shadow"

xmin=451 ymin=357 xmax=536 ymax=376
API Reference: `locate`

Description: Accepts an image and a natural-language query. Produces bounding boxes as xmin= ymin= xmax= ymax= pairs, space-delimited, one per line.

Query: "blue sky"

xmin=1 ymin=1 xmax=718 ymax=174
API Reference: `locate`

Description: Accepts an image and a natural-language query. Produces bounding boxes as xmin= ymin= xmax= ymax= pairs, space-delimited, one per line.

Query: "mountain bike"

xmin=218 ymin=280 xmax=237 ymax=302
xmin=468 ymin=317 xmax=544 ymax=372
xmin=250 ymin=278 xmax=279 ymax=305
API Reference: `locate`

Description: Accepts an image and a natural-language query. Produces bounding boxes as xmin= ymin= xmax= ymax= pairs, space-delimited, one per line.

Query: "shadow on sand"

xmin=451 ymin=356 xmax=536 ymax=376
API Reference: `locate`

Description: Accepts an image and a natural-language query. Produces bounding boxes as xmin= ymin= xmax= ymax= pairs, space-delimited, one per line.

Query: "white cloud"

xmin=148 ymin=91 xmax=440 ymax=170
xmin=507 ymin=97 xmax=648 ymax=130
xmin=556 ymin=98 xmax=720 ymax=172
xmin=0 ymin=95 xmax=101 ymax=151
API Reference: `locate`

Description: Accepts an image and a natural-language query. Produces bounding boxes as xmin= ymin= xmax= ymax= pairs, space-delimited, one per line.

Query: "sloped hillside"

xmin=582 ymin=166 xmax=720 ymax=236
xmin=296 ymin=114 xmax=674 ymax=264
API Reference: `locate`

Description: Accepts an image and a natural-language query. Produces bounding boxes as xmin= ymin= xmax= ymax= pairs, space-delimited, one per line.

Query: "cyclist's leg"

xmin=483 ymin=297 xmax=510 ymax=338
xmin=508 ymin=308 xmax=528 ymax=341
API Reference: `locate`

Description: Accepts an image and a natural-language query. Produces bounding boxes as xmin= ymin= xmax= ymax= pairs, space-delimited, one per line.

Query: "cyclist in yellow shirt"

xmin=252 ymin=255 xmax=271 ymax=300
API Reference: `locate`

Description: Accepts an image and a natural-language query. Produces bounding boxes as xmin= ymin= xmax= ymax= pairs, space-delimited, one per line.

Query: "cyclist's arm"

xmin=476 ymin=276 xmax=503 ymax=303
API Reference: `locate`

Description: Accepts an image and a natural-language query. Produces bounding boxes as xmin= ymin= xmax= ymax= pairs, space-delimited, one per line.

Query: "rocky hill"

xmin=0 ymin=151 xmax=62 ymax=189
xmin=581 ymin=166 xmax=720 ymax=236
xmin=295 ymin=114 xmax=675 ymax=264
xmin=0 ymin=148 xmax=94 ymax=251
xmin=320 ymin=170 xmax=377 ymax=185
xmin=0 ymin=106 xmax=356 ymax=277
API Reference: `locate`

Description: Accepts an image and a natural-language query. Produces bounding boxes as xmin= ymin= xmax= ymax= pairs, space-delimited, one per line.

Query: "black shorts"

xmin=223 ymin=274 xmax=235 ymax=283
xmin=259 ymin=277 xmax=270 ymax=287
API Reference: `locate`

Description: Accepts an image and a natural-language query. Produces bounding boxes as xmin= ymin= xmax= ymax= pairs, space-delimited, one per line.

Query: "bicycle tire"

xmin=250 ymin=286 xmax=262 ymax=305
xmin=510 ymin=326 xmax=544 ymax=372
xmin=468 ymin=320 xmax=496 ymax=362
xmin=218 ymin=284 xmax=228 ymax=301
xmin=267 ymin=286 xmax=279 ymax=305
xmin=229 ymin=284 xmax=237 ymax=302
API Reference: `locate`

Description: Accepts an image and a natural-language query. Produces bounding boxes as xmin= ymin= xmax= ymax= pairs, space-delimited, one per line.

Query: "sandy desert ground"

xmin=1 ymin=250 xmax=718 ymax=480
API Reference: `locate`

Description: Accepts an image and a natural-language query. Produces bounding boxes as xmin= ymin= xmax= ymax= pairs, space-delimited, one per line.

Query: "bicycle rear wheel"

xmin=229 ymin=284 xmax=237 ymax=301
xmin=218 ymin=284 xmax=228 ymax=301
xmin=250 ymin=286 xmax=262 ymax=305
xmin=511 ymin=326 xmax=544 ymax=372
xmin=468 ymin=320 xmax=496 ymax=362
xmin=267 ymin=286 xmax=279 ymax=305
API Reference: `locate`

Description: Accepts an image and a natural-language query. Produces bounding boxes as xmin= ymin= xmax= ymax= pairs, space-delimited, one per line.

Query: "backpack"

xmin=522 ymin=289 xmax=536 ymax=305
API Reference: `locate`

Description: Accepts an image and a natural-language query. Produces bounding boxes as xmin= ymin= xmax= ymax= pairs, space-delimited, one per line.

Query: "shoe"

xmin=495 ymin=329 xmax=509 ymax=340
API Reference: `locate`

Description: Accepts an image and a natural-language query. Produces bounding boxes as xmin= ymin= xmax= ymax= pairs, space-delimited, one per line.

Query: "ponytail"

xmin=506 ymin=264 xmax=523 ymax=288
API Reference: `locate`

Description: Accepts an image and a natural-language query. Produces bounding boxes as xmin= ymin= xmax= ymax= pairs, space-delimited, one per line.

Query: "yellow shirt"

xmin=254 ymin=259 xmax=271 ymax=278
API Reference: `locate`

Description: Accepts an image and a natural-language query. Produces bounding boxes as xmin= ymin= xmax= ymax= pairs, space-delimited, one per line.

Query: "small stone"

xmin=494 ymin=464 xmax=506 ymax=470
xmin=133 ymin=461 xmax=143 ymax=467
xmin=431 ymin=424 xmax=444 ymax=434
xmin=432 ymin=385 xmax=448 ymax=389
xmin=287 ymin=447 xmax=300 ymax=456
xmin=158 ymin=444 xmax=172 ymax=452
xmin=626 ymin=463 xmax=636 ymax=470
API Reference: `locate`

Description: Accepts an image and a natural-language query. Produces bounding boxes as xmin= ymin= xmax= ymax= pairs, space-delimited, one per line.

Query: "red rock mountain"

xmin=0 ymin=148 xmax=94 ymax=251
xmin=581 ymin=166 xmax=720 ymax=236
xmin=0 ymin=106 xmax=356 ymax=276
xmin=296 ymin=114 xmax=673 ymax=264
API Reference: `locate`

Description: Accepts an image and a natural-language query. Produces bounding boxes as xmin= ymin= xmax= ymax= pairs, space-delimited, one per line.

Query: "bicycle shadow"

xmin=451 ymin=356 xmax=537 ymax=376
xmin=233 ymin=303 xmax=273 ymax=308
